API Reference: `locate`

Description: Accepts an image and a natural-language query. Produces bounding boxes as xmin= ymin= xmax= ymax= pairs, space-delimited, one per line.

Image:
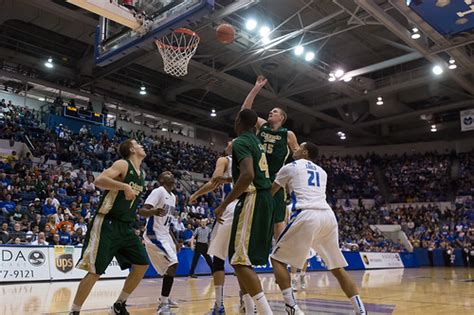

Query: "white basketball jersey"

xmin=274 ymin=159 xmax=331 ymax=211
xmin=222 ymin=155 xmax=233 ymax=199
xmin=144 ymin=186 xmax=176 ymax=238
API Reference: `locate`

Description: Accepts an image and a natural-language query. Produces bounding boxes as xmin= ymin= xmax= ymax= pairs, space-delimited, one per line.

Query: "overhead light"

xmin=259 ymin=26 xmax=271 ymax=37
xmin=432 ymin=65 xmax=443 ymax=75
xmin=376 ymin=96 xmax=384 ymax=106
xmin=304 ymin=51 xmax=315 ymax=62
xmin=294 ymin=45 xmax=304 ymax=56
xmin=448 ymin=58 xmax=457 ymax=70
xmin=343 ymin=76 xmax=352 ymax=82
xmin=328 ymin=73 xmax=336 ymax=82
xmin=161 ymin=128 xmax=168 ymax=132
xmin=44 ymin=57 xmax=53 ymax=68
xmin=340 ymin=135 xmax=346 ymax=140
xmin=139 ymin=85 xmax=147 ymax=95
xmin=334 ymin=69 xmax=344 ymax=78
xmin=337 ymin=131 xmax=345 ymax=137
xmin=38 ymin=97 xmax=45 ymax=102
xmin=245 ymin=19 xmax=257 ymax=31
xmin=431 ymin=124 xmax=437 ymax=133
xmin=411 ymin=27 xmax=421 ymax=39
xmin=210 ymin=109 xmax=217 ymax=117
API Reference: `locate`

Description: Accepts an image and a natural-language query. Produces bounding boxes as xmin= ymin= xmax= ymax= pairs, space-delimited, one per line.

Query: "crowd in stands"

xmin=383 ymin=153 xmax=452 ymax=202
xmin=0 ymin=98 xmax=473 ymax=260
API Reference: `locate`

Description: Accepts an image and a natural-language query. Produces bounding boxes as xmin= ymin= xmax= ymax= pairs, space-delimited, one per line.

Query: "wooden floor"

xmin=0 ymin=268 xmax=472 ymax=315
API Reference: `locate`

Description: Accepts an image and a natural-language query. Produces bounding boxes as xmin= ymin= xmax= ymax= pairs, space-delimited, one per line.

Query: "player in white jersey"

xmin=270 ymin=142 xmax=367 ymax=315
xmin=189 ymin=141 xmax=254 ymax=315
xmin=138 ymin=171 xmax=180 ymax=315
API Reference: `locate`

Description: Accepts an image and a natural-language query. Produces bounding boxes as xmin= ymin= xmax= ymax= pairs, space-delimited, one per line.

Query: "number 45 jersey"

xmin=274 ymin=159 xmax=332 ymax=211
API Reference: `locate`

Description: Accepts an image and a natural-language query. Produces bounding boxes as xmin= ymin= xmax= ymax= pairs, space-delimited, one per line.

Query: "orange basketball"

xmin=216 ymin=23 xmax=235 ymax=44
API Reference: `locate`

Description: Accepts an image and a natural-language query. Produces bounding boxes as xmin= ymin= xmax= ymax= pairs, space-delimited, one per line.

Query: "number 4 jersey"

xmin=274 ymin=159 xmax=332 ymax=211
xmin=143 ymin=186 xmax=176 ymax=238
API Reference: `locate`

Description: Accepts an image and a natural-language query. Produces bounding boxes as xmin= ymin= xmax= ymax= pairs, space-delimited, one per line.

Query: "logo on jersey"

xmin=259 ymin=131 xmax=282 ymax=144
xmin=129 ymin=182 xmax=144 ymax=196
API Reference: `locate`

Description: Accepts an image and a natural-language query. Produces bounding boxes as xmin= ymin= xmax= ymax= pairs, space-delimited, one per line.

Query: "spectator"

xmin=82 ymin=175 xmax=95 ymax=192
xmin=42 ymin=198 xmax=57 ymax=216
xmin=31 ymin=232 xmax=49 ymax=245
xmin=57 ymin=224 xmax=71 ymax=245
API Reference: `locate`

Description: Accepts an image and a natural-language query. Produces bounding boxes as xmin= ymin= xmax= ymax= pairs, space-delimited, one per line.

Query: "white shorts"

xmin=271 ymin=210 xmax=348 ymax=270
xmin=208 ymin=200 xmax=237 ymax=260
xmin=144 ymin=233 xmax=178 ymax=275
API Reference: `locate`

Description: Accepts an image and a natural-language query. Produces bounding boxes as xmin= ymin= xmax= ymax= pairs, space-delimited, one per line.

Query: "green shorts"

xmin=229 ymin=189 xmax=274 ymax=266
xmin=273 ymin=187 xmax=287 ymax=223
xmin=77 ymin=214 xmax=149 ymax=275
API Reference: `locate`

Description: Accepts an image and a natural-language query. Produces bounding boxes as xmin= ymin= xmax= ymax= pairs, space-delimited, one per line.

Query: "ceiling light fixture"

xmin=376 ymin=96 xmax=384 ymax=106
xmin=210 ymin=109 xmax=217 ymax=117
xmin=139 ymin=85 xmax=147 ymax=95
xmin=334 ymin=69 xmax=344 ymax=78
xmin=259 ymin=26 xmax=271 ymax=37
xmin=44 ymin=57 xmax=53 ymax=68
xmin=432 ymin=65 xmax=443 ymax=75
xmin=328 ymin=73 xmax=336 ymax=82
xmin=294 ymin=45 xmax=304 ymax=56
xmin=305 ymin=51 xmax=315 ymax=62
xmin=411 ymin=27 xmax=421 ymax=39
xmin=448 ymin=58 xmax=457 ymax=70
xmin=246 ymin=19 xmax=257 ymax=31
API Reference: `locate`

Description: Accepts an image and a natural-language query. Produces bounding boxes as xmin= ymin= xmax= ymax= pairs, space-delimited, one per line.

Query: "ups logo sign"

xmin=56 ymin=254 xmax=74 ymax=273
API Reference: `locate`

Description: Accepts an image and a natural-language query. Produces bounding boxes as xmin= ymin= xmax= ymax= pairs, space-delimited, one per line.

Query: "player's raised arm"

xmin=241 ymin=75 xmax=268 ymax=129
xmin=272 ymin=164 xmax=291 ymax=196
xmin=287 ymin=130 xmax=300 ymax=153
xmin=94 ymin=160 xmax=135 ymax=200
xmin=189 ymin=157 xmax=229 ymax=203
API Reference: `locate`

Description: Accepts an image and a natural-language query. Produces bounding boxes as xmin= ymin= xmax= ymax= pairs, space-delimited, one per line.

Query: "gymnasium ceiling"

xmin=0 ymin=0 xmax=474 ymax=146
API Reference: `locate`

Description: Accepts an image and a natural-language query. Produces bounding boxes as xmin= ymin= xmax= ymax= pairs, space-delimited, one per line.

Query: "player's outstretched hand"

xmin=255 ymin=75 xmax=267 ymax=89
xmin=189 ymin=194 xmax=198 ymax=204
xmin=153 ymin=208 xmax=167 ymax=217
xmin=123 ymin=184 xmax=135 ymax=200
xmin=214 ymin=204 xmax=225 ymax=224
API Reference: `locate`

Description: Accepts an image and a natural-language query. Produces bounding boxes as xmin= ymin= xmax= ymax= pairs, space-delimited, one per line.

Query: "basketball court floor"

xmin=0 ymin=268 xmax=472 ymax=314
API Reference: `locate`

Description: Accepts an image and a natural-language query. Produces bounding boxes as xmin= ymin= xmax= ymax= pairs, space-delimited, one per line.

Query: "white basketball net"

xmin=156 ymin=28 xmax=200 ymax=77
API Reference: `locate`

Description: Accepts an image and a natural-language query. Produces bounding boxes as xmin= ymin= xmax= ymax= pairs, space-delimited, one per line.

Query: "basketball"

xmin=216 ymin=23 xmax=235 ymax=44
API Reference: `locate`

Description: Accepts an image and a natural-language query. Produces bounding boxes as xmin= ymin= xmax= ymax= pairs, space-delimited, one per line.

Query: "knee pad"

xmin=212 ymin=257 xmax=225 ymax=273
xmin=165 ymin=263 xmax=178 ymax=277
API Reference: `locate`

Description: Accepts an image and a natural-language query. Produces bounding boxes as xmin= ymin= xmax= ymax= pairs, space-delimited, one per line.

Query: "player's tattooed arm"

xmin=287 ymin=130 xmax=300 ymax=153
xmin=214 ymin=157 xmax=254 ymax=223
xmin=241 ymin=75 xmax=268 ymax=130
xmin=190 ymin=157 xmax=229 ymax=203
xmin=138 ymin=204 xmax=166 ymax=217
xmin=95 ymin=160 xmax=135 ymax=200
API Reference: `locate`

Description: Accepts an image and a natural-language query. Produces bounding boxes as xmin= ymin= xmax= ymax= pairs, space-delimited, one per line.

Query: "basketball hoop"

xmin=155 ymin=28 xmax=200 ymax=77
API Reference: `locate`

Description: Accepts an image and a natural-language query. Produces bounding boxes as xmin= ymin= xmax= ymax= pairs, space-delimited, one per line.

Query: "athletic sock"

xmin=71 ymin=304 xmax=81 ymax=312
xmin=243 ymin=293 xmax=256 ymax=315
xmin=300 ymin=271 xmax=306 ymax=277
xmin=292 ymin=272 xmax=299 ymax=281
xmin=161 ymin=295 xmax=169 ymax=305
xmin=282 ymin=287 xmax=296 ymax=307
xmin=215 ymin=285 xmax=224 ymax=307
xmin=350 ymin=295 xmax=367 ymax=315
xmin=116 ymin=290 xmax=130 ymax=303
xmin=252 ymin=292 xmax=272 ymax=314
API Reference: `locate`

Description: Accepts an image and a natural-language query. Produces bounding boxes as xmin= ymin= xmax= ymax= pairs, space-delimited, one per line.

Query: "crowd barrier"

xmin=0 ymin=245 xmax=420 ymax=283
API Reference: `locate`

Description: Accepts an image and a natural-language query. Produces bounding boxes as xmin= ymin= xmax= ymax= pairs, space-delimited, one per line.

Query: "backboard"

xmin=66 ymin=0 xmax=214 ymax=66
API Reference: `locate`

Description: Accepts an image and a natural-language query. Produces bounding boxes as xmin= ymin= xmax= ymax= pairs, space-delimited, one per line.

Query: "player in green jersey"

xmin=70 ymin=139 xmax=149 ymax=315
xmin=213 ymin=109 xmax=274 ymax=315
xmin=242 ymin=75 xmax=300 ymax=240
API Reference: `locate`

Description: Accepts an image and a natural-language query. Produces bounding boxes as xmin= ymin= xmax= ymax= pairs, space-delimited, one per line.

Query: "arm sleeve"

xmin=232 ymin=139 xmax=252 ymax=163
xmin=144 ymin=188 xmax=163 ymax=208
xmin=274 ymin=164 xmax=293 ymax=188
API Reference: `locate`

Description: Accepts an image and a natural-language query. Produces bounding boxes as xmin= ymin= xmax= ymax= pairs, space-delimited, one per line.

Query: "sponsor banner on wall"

xmin=49 ymin=246 xmax=129 ymax=280
xmin=460 ymin=109 xmax=474 ymax=132
xmin=0 ymin=246 xmax=50 ymax=282
xmin=359 ymin=252 xmax=404 ymax=269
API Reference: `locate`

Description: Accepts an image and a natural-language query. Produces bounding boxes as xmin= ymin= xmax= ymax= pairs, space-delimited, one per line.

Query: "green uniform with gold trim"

xmin=77 ymin=160 xmax=149 ymax=275
xmin=258 ymin=123 xmax=290 ymax=223
xmin=228 ymin=131 xmax=274 ymax=266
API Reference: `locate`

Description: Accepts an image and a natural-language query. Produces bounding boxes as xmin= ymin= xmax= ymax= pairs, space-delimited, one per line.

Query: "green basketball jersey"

xmin=96 ymin=159 xmax=145 ymax=222
xmin=232 ymin=131 xmax=272 ymax=191
xmin=257 ymin=123 xmax=289 ymax=180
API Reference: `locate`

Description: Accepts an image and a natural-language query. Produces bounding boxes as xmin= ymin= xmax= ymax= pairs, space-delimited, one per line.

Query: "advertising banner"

xmin=460 ymin=109 xmax=474 ymax=132
xmin=359 ymin=252 xmax=404 ymax=269
xmin=0 ymin=246 xmax=50 ymax=282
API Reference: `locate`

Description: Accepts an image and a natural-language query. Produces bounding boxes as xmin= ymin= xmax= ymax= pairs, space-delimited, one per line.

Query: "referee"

xmin=189 ymin=219 xmax=213 ymax=278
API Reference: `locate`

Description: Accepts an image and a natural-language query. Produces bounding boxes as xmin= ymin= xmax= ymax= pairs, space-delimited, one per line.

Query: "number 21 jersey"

xmin=274 ymin=159 xmax=331 ymax=211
